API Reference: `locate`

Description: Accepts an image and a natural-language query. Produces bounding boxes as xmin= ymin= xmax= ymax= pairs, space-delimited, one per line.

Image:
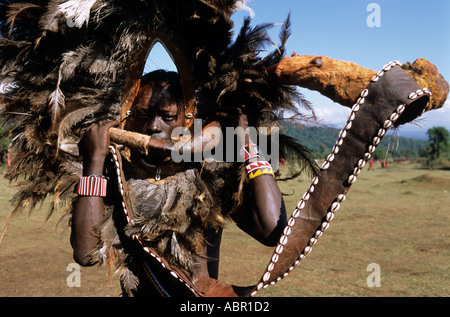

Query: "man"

xmin=70 ymin=70 xmax=287 ymax=296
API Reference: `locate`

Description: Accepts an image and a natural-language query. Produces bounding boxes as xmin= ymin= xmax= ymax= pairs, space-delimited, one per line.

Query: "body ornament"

xmin=77 ymin=175 xmax=108 ymax=197
xmin=240 ymin=144 xmax=262 ymax=162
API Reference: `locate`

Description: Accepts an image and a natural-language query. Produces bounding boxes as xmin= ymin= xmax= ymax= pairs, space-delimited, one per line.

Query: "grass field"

xmin=0 ymin=162 xmax=449 ymax=297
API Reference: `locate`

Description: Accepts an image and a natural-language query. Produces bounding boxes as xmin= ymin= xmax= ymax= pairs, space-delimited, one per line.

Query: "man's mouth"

xmin=145 ymin=131 xmax=167 ymax=140
xmin=142 ymin=151 xmax=171 ymax=166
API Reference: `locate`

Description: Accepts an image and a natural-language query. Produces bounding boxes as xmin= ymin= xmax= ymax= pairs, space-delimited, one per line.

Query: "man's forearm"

xmin=247 ymin=174 xmax=286 ymax=245
xmin=70 ymin=196 xmax=105 ymax=266
xmin=70 ymin=155 xmax=107 ymax=266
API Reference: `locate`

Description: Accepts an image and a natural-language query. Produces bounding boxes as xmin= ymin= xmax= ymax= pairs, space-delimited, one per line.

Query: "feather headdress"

xmin=0 ymin=0 xmax=317 ymax=238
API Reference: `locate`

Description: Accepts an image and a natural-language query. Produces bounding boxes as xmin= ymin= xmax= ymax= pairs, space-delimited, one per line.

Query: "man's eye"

xmin=135 ymin=109 xmax=151 ymax=118
xmin=163 ymin=115 xmax=176 ymax=122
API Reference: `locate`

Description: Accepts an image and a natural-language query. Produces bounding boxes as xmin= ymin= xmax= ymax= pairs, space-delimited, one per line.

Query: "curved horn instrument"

xmin=108 ymin=121 xmax=222 ymax=156
xmin=269 ymin=54 xmax=448 ymax=112
xmin=248 ymin=63 xmax=432 ymax=296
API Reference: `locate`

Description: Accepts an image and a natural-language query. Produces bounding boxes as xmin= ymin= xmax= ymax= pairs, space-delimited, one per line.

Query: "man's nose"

xmin=146 ymin=117 xmax=162 ymax=134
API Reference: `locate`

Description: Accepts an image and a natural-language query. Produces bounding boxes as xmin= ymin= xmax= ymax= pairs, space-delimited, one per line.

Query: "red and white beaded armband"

xmin=245 ymin=160 xmax=274 ymax=180
xmin=77 ymin=175 xmax=108 ymax=197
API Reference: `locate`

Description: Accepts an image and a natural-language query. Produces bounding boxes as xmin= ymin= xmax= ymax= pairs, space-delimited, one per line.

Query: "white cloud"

xmin=313 ymin=106 xmax=351 ymax=128
xmin=301 ymin=90 xmax=351 ymax=128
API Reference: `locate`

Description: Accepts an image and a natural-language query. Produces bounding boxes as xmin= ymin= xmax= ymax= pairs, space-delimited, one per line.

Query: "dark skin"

xmin=70 ymin=81 xmax=287 ymax=280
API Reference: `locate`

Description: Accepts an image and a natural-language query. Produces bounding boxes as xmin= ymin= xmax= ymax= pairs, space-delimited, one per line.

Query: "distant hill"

xmin=283 ymin=124 xmax=429 ymax=159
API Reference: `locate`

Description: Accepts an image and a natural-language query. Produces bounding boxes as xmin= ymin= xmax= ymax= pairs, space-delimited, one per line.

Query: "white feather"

xmin=58 ymin=0 xmax=97 ymax=28
xmin=0 ymin=81 xmax=18 ymax=94
xmin=48 ymin=86 xmax=65 ymax=126
xmin=235 ymin=0 xmax=255 ymax=18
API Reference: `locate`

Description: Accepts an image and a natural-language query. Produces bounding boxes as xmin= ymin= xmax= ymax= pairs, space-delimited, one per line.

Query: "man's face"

xmin=129 ymin=81 xmax=185 ymax=165
xmin=131 ymin=82 xmax=185 ymax=140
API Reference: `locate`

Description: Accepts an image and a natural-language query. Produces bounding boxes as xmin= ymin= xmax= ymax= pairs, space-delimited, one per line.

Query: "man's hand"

xmin=84 ymin=120 xmax=120 ymax=158
xmin=83 ymin=120 xmax=120 ymax=175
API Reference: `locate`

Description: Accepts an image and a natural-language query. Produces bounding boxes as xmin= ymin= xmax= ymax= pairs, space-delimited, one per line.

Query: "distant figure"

xmin=369 ymin=158 xmax=374 ymax=171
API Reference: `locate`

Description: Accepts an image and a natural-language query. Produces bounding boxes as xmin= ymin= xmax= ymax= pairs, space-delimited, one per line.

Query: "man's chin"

xmin=142 ymin=154 xmax=170 ymax=167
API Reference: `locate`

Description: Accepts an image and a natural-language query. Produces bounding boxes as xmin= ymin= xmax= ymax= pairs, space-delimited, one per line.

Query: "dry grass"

xmin=220 ymin=162 xmax=450 ymax=297
xmin=0 ymin=167 xmax=121 ymax=297
xmin=0 ymin=163 xmax=449 ymax=297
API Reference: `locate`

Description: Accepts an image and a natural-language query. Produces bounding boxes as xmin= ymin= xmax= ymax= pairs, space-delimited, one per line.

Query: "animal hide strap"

xmin=245 ymin=64 xmax=432 ymax=296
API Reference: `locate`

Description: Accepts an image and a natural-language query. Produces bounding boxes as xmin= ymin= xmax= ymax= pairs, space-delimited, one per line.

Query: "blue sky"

xmin=145 ymin=0 xmax=450 ymax=140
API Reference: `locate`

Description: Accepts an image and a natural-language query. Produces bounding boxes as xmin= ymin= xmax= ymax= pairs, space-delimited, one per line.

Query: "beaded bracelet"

xmin=240 ymin=143 xmax=261 ymax=162
xmin=246 ymin=160 xmax=274 ymax=180
xmin=245 ymin=160 xmax=271 ymax=173
xmin=77 ymin=175 xmax=108 ymax=197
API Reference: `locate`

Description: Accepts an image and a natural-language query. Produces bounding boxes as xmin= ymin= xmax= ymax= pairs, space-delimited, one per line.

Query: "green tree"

xmin=426 ymin=127 xmax=450 ymax=162
xmin=317 ymin=144 xmax=329 ymax=159
xmin=372 ymin=148 xmax=386 ymax=160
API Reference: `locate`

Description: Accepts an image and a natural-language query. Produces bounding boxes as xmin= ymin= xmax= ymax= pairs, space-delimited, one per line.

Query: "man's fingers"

xmin=88 ymin=119 xmax=120 ymax=130
xmin=85 ymin=120 xmax=120 ymax=137
xmin=104 ymin=120 xmax=121 ymax=129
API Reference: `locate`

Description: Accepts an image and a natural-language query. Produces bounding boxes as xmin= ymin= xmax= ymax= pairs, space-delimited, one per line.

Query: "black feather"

xmin=0 ymin=0 xmax=319 ymax=285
